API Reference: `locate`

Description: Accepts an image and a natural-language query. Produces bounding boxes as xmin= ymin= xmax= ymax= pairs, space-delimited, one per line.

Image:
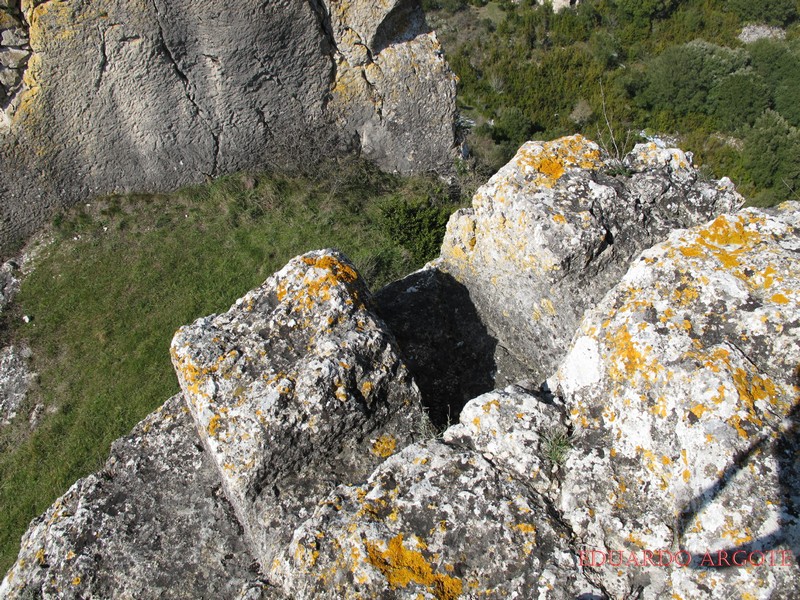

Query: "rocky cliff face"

xmin=3 ymin=136 xmax=798 ymax=599
xmin=0 ymin=0 xmax=456 ymax=256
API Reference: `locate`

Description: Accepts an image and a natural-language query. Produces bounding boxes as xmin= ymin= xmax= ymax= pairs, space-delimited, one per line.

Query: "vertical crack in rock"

xmin=150 ymin=0 xmax=219 ymax=177
xmin=306 ymin=0 xmax=339 ymax=114
xmin=93 ymin=24 xmax=113 ymax=90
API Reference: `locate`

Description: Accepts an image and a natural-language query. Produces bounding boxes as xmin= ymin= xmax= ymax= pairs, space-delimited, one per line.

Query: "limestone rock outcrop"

xmin=171 ymin=250 xmax=428 ymax=575
xmin=3 ymin=138 xmax=798 ymax=599
xmin=0 ymin=343 xmax=32 ymax=427
xmin=555 ymin=205 xmax=800 ymax=599
xmin=0 ymin=0 xmax=456 ymax=256
xmin=278 ymin=438 xmax=600 ymax=599
xmin=0 ymin=394 xmax=270 ymax=599
xmin=440 ymin=136 xmax=743 ymax=384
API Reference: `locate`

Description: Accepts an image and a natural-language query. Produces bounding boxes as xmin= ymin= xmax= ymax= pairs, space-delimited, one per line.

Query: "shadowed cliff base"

xmin=0 ymin=0 xmax=457 ymax=258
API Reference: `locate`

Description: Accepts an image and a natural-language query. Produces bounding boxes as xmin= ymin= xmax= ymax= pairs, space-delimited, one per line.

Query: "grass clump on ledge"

xmin=0 ymin=158 xmax=463 ymax=575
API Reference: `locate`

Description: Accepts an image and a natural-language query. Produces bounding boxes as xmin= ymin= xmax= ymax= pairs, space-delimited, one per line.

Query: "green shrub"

xmin=708 ymin=69 xmax=771 ymax=131
xmin=379 ymin=194 xmax=456 ymax=264
xmin=638 ymin=40 xmax=747 ymax=118
xmin=743 ymin=110 xmax=800 ymax=201
xmin=729 ymin=0 xmax=798 ymax=26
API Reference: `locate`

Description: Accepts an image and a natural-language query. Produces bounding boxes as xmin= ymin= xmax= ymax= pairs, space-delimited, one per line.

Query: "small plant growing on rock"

xmin=541 ymin=426 xmax=572 ymax=465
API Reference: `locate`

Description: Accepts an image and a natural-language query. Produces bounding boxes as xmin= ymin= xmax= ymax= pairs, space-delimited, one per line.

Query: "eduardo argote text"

xmin=580 ymin=548 xmax=795 ymax=568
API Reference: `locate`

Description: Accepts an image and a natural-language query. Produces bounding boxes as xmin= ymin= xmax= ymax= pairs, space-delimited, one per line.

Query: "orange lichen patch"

xmin=732 ymin=368 xmax=780 ymax=416
xmin=727 ymin=414 xmax=750 ymax=439
xmin=71 ymin=576 xmax=81 ymax=586
xmin=207 ymin=414 xmax=221 ymax=437
xmin=761 ymin=266 xmax=778 ymax=288
xmin=514 ymin=523 xmax=536 ymax=535
xmin=35 ymin=548 xmax=45 ymax=565
xmin=678 ymin=245 xmax=704 ymax=259
xmin=515 ymin=135 xmax=603 ymax=188
xmin=541 ymin=298 xmax=557 ymax=316
xmin=770 ymin=293 xmax=789 ymax=304
xmin=365 ymin=534 xmax=463 ymax=600
xmin=701 ymin=214 xmax=765 ymax=246
xmin=294 ymin=539 xmax=321 ymax=568
xmin=552 ymin=214 xmax=567 ymax=225
xmin=689 ymin=404 xmax=708 ymax=420
xmin=682 ymin=213 xmax=769 ymax=272
xmin=482 ymin=399 xmax=500 ymax=413
xmin=672 ymin=282 xmax=700 ymax=307
xmin=682 ymin=469 xmax=691 ymax=483
xmin=606 ymin=325 xmax=657 ymax=384
xmin=721 ymin=517 xmax=753 ymax=546
xmin=650 ymin=395 xmax=668 ymax=418
xmin=279 ymin=255 xmax=362 ymax=312
xmin=371 ymin=434 xmax=397 ymax=458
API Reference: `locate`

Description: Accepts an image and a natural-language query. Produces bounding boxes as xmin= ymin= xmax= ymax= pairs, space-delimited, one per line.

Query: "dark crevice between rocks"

xmin=374 ymin=269 xmax=527 ymax=429
xmin=306 ymin=0 xmax=338 ymax=114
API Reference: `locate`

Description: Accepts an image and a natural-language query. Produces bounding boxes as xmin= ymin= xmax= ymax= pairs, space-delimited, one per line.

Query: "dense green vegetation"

xmin=427 ymin=0 xmax=800 ymax=205
xmin=0 ymin=161 xmax=461 ymax=574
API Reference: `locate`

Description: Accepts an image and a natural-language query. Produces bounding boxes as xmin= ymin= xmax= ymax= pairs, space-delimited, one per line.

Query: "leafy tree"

xmin=708 ymin=70 xmax=771 ymax=132
xmin=728 ymin=0 xmax=797 ymax=26
xmin=638 ymin=40 xmax=747 ymax=118
xmin=743 ymin=110 xmax=800 ymax=202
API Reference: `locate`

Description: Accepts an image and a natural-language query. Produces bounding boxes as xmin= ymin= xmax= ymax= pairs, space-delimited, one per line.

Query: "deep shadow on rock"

xmin=374 ymin=267 xmax=529 ymax=428
xmin=677 ymin=397 xmax=800 ymax=572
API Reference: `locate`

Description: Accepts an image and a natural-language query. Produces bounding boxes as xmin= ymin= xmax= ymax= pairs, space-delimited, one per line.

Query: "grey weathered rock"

xmin=443 ymin=385 xmax=568 ymax=497
xmin=555 ymin=203 xmax=800 ymax=599
xmin=0 ymin=259 xmax=19 ymax=314
xmin=0 ymin=0 xmax=456 ymax=256
xmin=738 ymin=24 xmax=786 ymax=44
xmin=0 ymin=394 xmax=272 ymax=600
xmin=440 ymin=135 xmax=743 ymax=385
xmin=0 ymin=343 xmax=33 ymax=427
xmin=278 ymin=439 xmax=602 ymax=599
xmin=171 ymin=249 xmax=428 ymax=575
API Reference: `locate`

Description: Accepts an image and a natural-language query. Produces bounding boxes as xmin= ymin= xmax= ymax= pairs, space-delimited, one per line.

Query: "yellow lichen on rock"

xmin=371 ymin=434 xmax=397 ymax=458
xmin=514 ymin=135 xmax=603 ymax=188
xmin=364 ymin=534 xmax=463 ymax=600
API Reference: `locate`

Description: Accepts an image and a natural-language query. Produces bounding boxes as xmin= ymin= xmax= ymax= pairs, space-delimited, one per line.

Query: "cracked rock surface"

xmin=0 ymin=394 xmax=269 ymax=600
xmin=171 ymin=249 xmax=428 ymax=576
xmin=556 ymin=204 xmax=800 ymax=599
xmin=278 ymin=438 xmax=601 ymax=599
xmin=440 ymin=135 xmax=743 ymax=384
xmin=0 ymin=0 xmax=456 ymax=256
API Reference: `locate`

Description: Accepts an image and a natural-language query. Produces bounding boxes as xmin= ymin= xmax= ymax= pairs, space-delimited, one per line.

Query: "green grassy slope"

xmin=0 ymin=162 xmax=462 ymax=574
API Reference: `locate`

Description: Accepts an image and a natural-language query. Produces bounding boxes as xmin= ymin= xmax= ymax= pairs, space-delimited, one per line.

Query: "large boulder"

xmin=440 ymin=136 xmax=743 ymax=384
xmin=0 ymin=0 xmax=456 ymax=256
xmin=555 ymin=204 xmax=800 ymax=598
xmin=171 ymin=249 xmax=428 ymax=574
xmin=0 ymin=394 xmax=269 ymax=599
xmin=277 ymin=439 xmax=601 ymax=599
